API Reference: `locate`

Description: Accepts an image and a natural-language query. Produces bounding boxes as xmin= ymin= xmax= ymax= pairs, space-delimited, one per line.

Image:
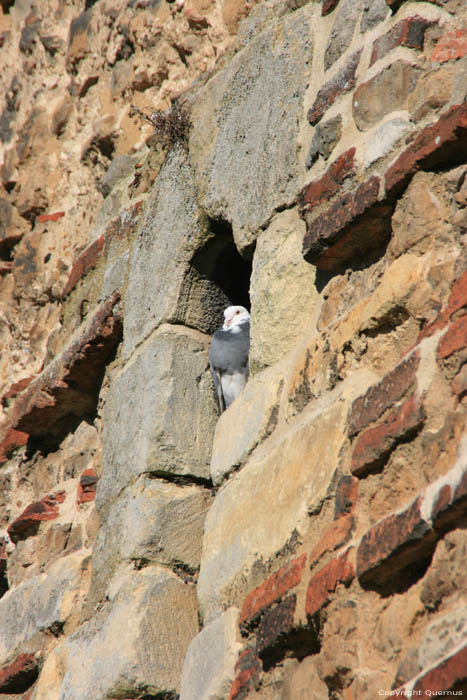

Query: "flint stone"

xmin=49 ymin=566 xmax=198 ymax=700
xmin=360 ymin=0 xmax=389 ymax=33
xmin=249 ymin=209 xmax=318 ymax=374
xmin=0 ymin=552 xmax=88 ymax=664
xmin=190 ymin=5 xmax=313 ymax=252
xmin=98 ymin=328 xmax=217 ymax=517
xmin=180 ymin=608 xmax=242 ymax=700
xmin=306 ymin=116 xmax=343 ymax=168
xmin=364 ymin=116 xmax=411 ymax=167
xmin=324 ymin=0 xmax=364 ymax=71
xmin=198 ymin=400 xmax=348 ymax=623
xmin=90 ymin=477 xmax=211 ymax=605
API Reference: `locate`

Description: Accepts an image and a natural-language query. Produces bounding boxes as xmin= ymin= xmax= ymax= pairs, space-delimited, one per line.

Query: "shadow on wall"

xmin=191 ymin=216 xmax=252 ymax=328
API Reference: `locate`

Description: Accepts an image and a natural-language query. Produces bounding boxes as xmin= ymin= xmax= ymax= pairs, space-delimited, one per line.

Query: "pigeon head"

xmin=222 ymin=305 xmax=250 ymax=331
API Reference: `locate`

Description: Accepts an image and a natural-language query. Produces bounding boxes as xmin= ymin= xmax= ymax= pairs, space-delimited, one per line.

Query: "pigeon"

xmin=209 ymin=305 xmax=250 ymax=413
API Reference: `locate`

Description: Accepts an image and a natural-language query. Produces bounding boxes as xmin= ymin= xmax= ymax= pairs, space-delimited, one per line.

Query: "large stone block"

xmin=180 ymin=608 xmax=243 ymax=700
xmin=249 ymin=209 xmax=319 ymax=375
xmin=190 ymin=6 xmax=314 ymax=252
xmin=122 ymin=148 xmax=221 ymax=360
xmin=0 ymin=552 xmax=88 ymax=664
xmin=98 ymin=327 xmax=217 ymax=516
xmin=35 ymin=566 xmax=199 ymax=700
xmin=210 ymin=365 xmax=285 ymax=486
xmin=198 ymin=400 xmax=348 ymax=622
xmin=90 ymin=476 xmax=211 ymax=606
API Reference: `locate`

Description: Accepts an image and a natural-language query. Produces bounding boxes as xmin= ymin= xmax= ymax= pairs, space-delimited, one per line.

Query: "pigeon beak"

xmin=224 ymin=319 xmax=231 ymax=327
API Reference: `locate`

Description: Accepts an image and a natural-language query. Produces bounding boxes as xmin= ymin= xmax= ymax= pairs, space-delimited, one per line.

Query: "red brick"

xmin=385 ymin=103 xmax=467 ymax=194
xmin=61 ymin=234 xmax=105 ymax=298
xmin=2 ymin=375 xmax=35 ymax=401
xmin=413 ymin=642 xmax=467 ymax=693
xmin=302 ymin=175 xmax=382 ymax=269
xmin=307 ymin=50 xmax=361 ymax=126
xmin=306 ymin=549 xmax=354 ymax=618
xmin=453 ymin=467 xmax=467 ymax=503
xmin=431 ymin=483 xmax=452 ymax=523
xmin=77 ymin=468 xmax=99 ymax=505
xmin=0 ymin=653 xmax=38 ymax=693
xmin=370 ymin=17 xmax=435 ymax=66
xmin=437 ymin=315 xmax=467 ymax=360
xmin=321 ymin=0 xmax=340 ymax=16
xmin=351 ymin=395 xmax=425 ymax=477
xmin=2 ymin=294 xmax=122 ymax=443
xmin=451 ymin=363 xmax=467 ymax=401
xmin=37 ymin=211 xmax=65 ymax=223
xmin=255 ymin=595 xmax=296 ymax=659
xmin=0 ymin=261 xmax=13 ymax=275
xmin=0 ymin=427 xmax=29 ymax=465
xmin=309 ymin=514 xmax=354 ymax=568
xmin=356 ymin=498 xmax=431 ymax=584
xmin=432 ymin=29 xmax=467 ymax=64
xmin=239 ymin=554 xmax=306 ymax=627
xmin=298 ymin=148 xmax=356 ymax=212
xmin=7 ymin=493 xmax=61 ymax=543
xmin=348 ymin=351 xmax=419 ymax=438
xmin=228 ymin=649 xmax=261 ymax=700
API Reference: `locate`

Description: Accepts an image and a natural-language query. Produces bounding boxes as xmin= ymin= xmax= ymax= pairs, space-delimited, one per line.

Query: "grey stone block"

xmin=97 ymin=327 xmax=217 ymax=517
xmin=190 ymin=6 xmax=314 ymax=252
xmin=180 ymin=608 xmax=242 ymax=700
xmin=324 ymin=0 xmax=364 ymax=71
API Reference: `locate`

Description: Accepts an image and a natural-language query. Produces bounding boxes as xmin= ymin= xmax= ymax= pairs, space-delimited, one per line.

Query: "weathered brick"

xmin=239 ymin=554 xmax=306 ymax=627
xmin=453 ymin=467 xmax=467 ymax=504
xmin=307 ymin=50 xmax=361 ymax=126
xmin=370 ymin=16 xmax=435 ymax=66
xmin=2 ymin=294 xmax=122 ymax=443
xmin=322 ymin=0 xmax=340 ymax=15
xmin=2 ymin=375 xmax=36 ymax=401
xmin=76 ymin=468 xmax=99 ymax=505
xmin=0 ymin=427 xmax=29 ymax=465
xmin=228 ymin=649 xmax=261 ymax=700
xmin=37 ymin=211 xmax=65 ymax=223
xmin=356 ymin=498 xmax=432 ymax=585
xmin=298 ymin=148 xmax=356 ymax=212
xmin=437 ymin=315 xmax=467 ymax=360
xmin=385 ymin=103 xmax=467 ymax=194
xmin=306 ymin=549 xmax=355 ymax=618
xmin=351 ymin=395 xmax=425 ymax=477
xmin=309 ymin=514 xmax=354 ymax=568
xmin=348 ymin=351 xmax=419 ymax=438
xmin=0 ymin=653 xmax=38 ymax=693
xmin=7 ymin=493 xmax=62 ymax=543
xmin=302 ymin=175 xmax=382 ymax=269
xmin=61 ymin=233 xmax=105 ymax=298
xmin=255 ymin=595 xmax=296 ymax=659
xmin=413 ymin=642 xmax=467 ymax=693
xmin=432 ymin=29 xmax=467 ymax=64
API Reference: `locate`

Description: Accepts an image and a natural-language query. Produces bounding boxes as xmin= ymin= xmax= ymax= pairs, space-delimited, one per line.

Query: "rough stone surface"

xmin=305 ymin=115 xmax=343 ymax=168
xmin=99 ymin=327 xmax=216 ymax=514
xmin=199 ymin=401 xmax=348 ymax=622
xmin=0 ymin=552 xmax=88 ymax=664
xmin=43 ymin=566 xmax=199 ymax=700
xmin=180 ymin=608 xmax=242 ymax=700
xmin=324 ymin=0 xmax=364 ymax=71
xmin=249 ymin=209 xmax=318 ymax=375
xmin=191 ymin=6 xmax=313 ymax=251
xmin=308 ymin=49 xmax=362 ymax=126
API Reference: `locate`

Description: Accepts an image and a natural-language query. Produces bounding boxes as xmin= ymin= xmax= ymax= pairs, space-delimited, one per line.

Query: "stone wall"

xmin=0 ymin=0 xmax=466 ymax=698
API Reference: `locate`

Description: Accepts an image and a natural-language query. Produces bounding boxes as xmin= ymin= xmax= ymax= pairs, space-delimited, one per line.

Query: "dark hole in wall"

xmin=0 ymin=559 xmax=8 ymax=598
xmin=191 ymin=216 xmax=252 ymax=332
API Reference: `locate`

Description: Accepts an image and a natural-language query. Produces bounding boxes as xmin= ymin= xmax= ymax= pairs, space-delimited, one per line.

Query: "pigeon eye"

xmin=236 ymin=310 xmax=239 ymax=314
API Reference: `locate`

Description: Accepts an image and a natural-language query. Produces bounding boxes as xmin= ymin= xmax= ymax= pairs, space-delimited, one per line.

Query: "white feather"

xmin=220 ymin=371 xmax=248 ymax=408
